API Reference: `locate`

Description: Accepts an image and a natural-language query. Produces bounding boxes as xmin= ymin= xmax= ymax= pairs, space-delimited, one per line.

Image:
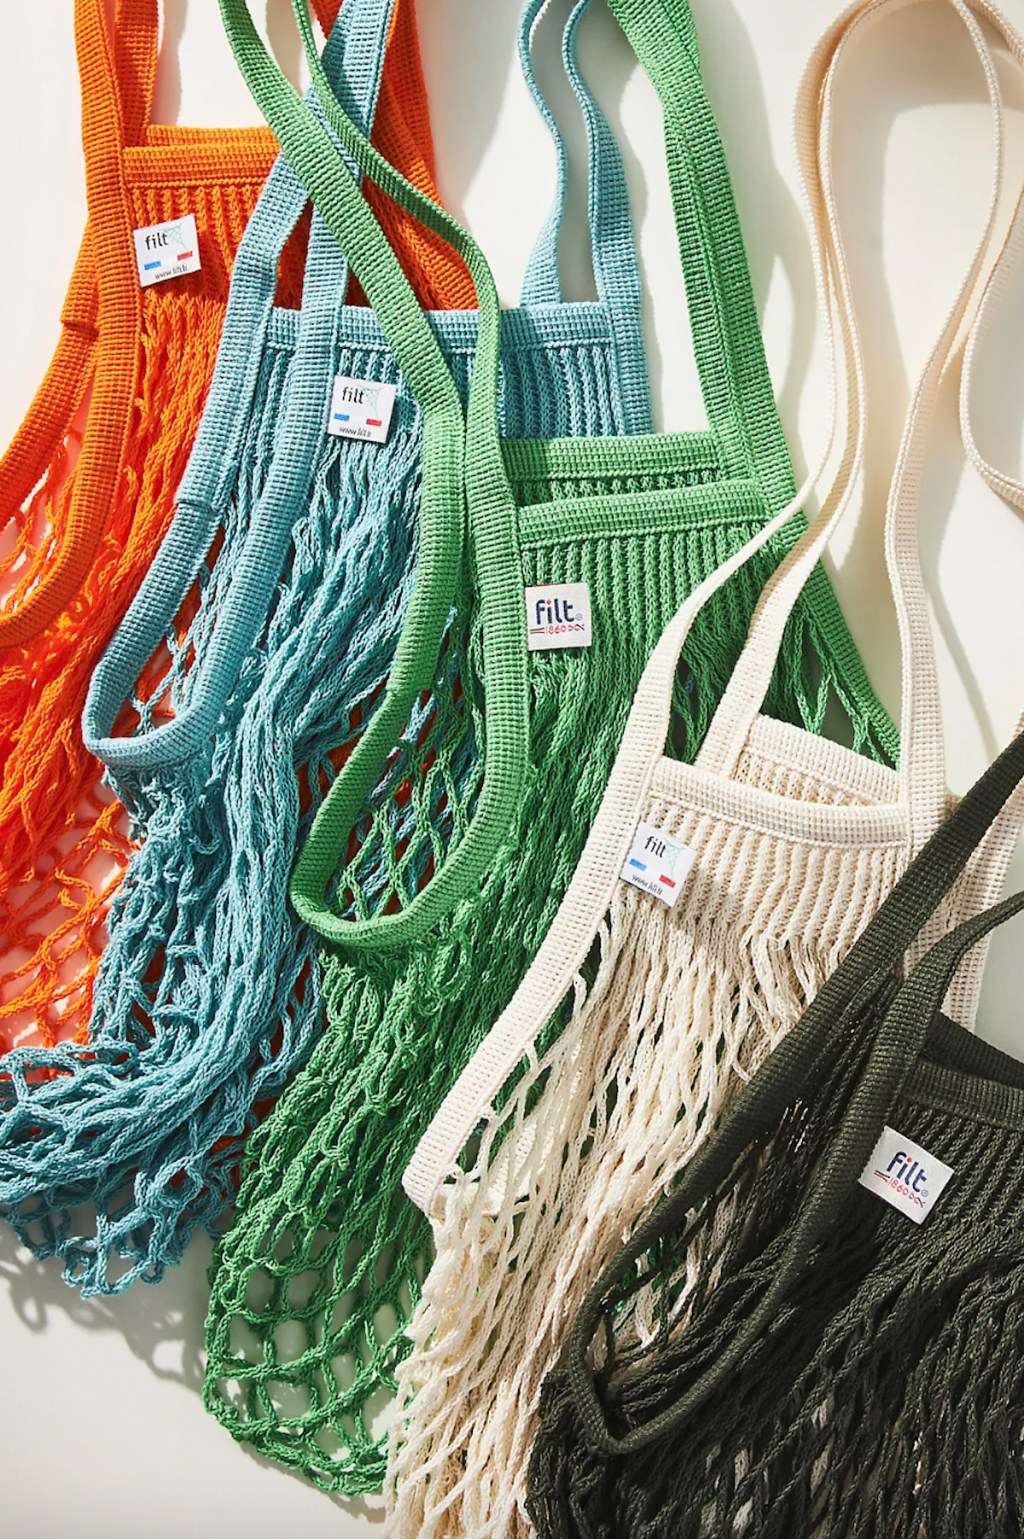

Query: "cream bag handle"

xmin=695 ymin=0 xmax=1024 ymax=971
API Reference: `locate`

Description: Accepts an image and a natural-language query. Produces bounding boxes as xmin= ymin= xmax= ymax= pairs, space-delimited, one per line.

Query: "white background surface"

xmin=4 ymin=3 xmax=1024 ymax=1535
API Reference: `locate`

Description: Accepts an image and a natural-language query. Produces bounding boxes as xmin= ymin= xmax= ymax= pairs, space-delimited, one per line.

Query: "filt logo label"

xmin=620 ymin=821 xmax=696 ymax=908
xmin=858 ymin=1126 xmax=954 ymax=1226
xmin=132 ymin=214 xmax=201 ymax=288
xmin=328 ymin=375 xmax=397 ymax=445
xmin=524 ymin=582 xmax=592 ymax=652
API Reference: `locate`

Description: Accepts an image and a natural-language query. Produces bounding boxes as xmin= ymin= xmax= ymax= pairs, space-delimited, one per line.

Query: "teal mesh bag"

xmin=529 ymin=730 xmax=1024 ymax=1539
xmin=0 ymin=0 xmax=649 ymax=1294
xmin=203 ymin=0 xmax=897 ymax=1493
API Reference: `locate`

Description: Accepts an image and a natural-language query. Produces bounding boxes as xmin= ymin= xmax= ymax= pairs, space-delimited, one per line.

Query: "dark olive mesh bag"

xmin=528 ymin=729 xmax=1024 ymax=1539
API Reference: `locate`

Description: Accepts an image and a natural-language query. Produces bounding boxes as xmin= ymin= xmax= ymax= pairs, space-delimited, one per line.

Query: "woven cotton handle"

xmin=944 ymin=164 xmax=1024 ymax=1008
xmin=566 ymin=725 xmax=1024 ymax=1457
xmin=247 ymin=0 xmax=534 ymax=953
xmin=694 ymin=0 xmax=1024 ymax=860
xmin=83 ymin=0 xmax=407 ymax=774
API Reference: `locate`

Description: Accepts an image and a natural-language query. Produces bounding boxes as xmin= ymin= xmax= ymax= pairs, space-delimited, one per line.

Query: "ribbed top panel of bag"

xmin=265 ymin=300 xmax=654 ymax=440
xmin=127 ymin=126 xmax=283 ymax=306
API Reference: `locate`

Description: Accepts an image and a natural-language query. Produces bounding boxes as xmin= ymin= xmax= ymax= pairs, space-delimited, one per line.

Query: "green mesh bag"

xmin=529 ymin=731 xmax=1024 ymax=1539
xmin=204 ymin=0 xmax=896 ymax=1493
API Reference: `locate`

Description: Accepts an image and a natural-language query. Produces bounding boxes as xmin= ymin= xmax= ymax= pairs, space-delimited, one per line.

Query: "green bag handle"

xmin=296 ymin=0 xmax=805 ymax=949
xmin=225 ymin=0 xmax=803 ymax=952
xmin=611 ymin=0 xmax=796 ymax=512
xmin=566 ymin=727 xmax=1024 ymax=1457
xmin=221 ymin=0 xmax=533 ymax=949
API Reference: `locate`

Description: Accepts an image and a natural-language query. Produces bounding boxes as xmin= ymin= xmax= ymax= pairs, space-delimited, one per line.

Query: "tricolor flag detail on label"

xmin=524 ymin=582 xmax=592 ymax=651
xmin=620 ymin=822 xmax=696 ymax=908
xmin=328 ymin=376 xmax=397 ymax=444
xmin=133 ymin=214 xmax=201 ymax=288
xmin=857 ymin=1126 xmax=954 ymax=1225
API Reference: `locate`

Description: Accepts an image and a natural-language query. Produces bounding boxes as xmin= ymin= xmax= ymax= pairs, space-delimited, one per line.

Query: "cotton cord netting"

xmin=387 ymin=728 xmax=959 ymax=1539
xmin=527 ymin=998 xmax=1024 ymax=1539
xmin=7 ymin=0 xmax=661 ymax=1315
xmin=0 ymin=312 xmax=647 ymax=1295
xmin=200 ymin=0 xmax=900 ymax=1495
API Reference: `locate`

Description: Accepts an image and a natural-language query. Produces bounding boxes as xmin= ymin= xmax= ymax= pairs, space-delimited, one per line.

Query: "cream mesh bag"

xmin=390 ymin=3 xmax=1024 ymax=1535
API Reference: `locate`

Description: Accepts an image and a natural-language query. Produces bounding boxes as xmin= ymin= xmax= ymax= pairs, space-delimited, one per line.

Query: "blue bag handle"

xmin=520 ymin=0 xmax=651 ymax=432
xmin=84 ymin=0 xmax=642 ymax=771
xmin=84 ymin=1 xmax=400 ymax=771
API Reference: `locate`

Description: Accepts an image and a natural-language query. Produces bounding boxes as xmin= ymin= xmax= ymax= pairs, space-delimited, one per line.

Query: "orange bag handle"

xmin=0 ymin=0 xmax=154 ymax=650
xmin=0 ymin=0 xmax=159 ymax=634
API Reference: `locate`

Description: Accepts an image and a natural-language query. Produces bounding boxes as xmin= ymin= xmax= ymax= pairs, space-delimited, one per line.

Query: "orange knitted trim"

xmin=0 ymin=0 xmax=469 ymax=1053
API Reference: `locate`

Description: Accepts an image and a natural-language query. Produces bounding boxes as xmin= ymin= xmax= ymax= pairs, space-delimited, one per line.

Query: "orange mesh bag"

xmin=0 ymin=0 xmax=470 ymax=1057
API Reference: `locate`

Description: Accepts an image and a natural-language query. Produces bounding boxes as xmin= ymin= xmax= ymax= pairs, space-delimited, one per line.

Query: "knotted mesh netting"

xmin=530 ymin=1004 xmax=1024 ymax=1539
xmin=204 ymin=448 xmax=897 ymax=1493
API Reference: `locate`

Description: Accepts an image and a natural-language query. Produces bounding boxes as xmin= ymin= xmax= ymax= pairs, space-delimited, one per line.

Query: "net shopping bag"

xmin=0 ymin=0 xmax=454 ymax=1055
xmin=530 ymin=744 xmax=1024 ymax=1539
xmin=396 ymin=2 xmax=1024 ymax=1531
xmin=202 ymin=0 xmax=898 ymax=1495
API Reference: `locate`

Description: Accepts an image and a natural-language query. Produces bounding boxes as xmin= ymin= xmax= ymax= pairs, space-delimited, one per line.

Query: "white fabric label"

xmin=327 ymin=375 xmax=398 ymax=444
xmin=620 ymin=822 xmax=696 ymax=908
xmin=524 ymin=582 xmax=592 ymax=651
xmin=857 ymin=1125 xmax=954 ymax=1225
xmin=133 ymin=214 xmax=201 ymax=288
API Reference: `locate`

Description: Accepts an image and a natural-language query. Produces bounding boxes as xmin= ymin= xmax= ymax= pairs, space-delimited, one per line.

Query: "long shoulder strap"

xmin=247 ymin=0 xmax=530 ymax=952
xmin=693 ymin=0 xmax=1024 ymax=835
xmin=215 ymin=0 xmax=484 ymax=818
xmin=944 ymin=153 xmax=1024 ymax=1014
xmin=302 ymin=0 xmax=472 ymax=310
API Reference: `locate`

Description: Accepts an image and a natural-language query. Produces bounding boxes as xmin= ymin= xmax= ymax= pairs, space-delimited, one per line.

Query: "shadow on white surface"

xmin=692 ymin=3 xmax=820 ymax=440
xmin=0 ymin=1213 xmax=207 ymax=1390
xmin=0 ymin=1216 xmax=387 ymax=1526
